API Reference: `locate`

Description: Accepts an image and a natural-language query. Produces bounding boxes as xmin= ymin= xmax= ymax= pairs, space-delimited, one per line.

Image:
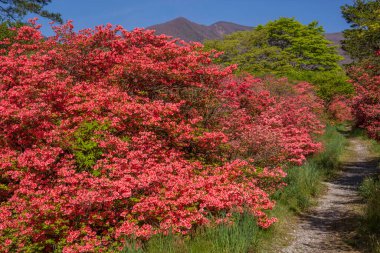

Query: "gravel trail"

xmin=281 ymin=138 xmax=379 ymax=253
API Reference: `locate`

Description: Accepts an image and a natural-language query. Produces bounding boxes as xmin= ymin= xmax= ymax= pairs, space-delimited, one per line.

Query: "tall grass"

xmin=274 ymin=161 xmax=322 ymax=213
xmin=122 ymin=213 xmax=262 ymax=253
xmin=360 ymin=177 xmax=380 ymax=253
xmin=313 ymin=125 xmax=347 ymax=172
xmin=358 ymin=134 xmax=380 ymax=253
xmin=274 ymin=125 xmax=347 ymax=212
xmin=122 ymin=126 xmax=347 ymax=252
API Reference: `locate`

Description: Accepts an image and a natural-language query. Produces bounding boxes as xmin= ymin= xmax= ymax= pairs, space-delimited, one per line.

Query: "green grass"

xmin=178 ymin=213 xmax=260 ymax=253
xmin=122 ymin=213 xmax=262 ymax=253
xmin=313 ymin=125 xmax=347 ymax=175
xmin=273 ymin=125 xmax=347 ymax=214
xmin=357 ymin=133 xmax=380 ymax=253
xmin=360 ymin=177 xmax=380 ymax=253
xmin=274 ymin=161 xmax=322 ymax=213
xmin=368 ymin=138 xmax=380 ymax=155
xmin=122 ymin=125 xmax=348 ymax=253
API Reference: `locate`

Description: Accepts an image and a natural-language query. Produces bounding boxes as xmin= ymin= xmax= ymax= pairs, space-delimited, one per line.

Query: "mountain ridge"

xmin=146 ymin=17 xmax=252 ymax=42
xmin=146 ymin=17 xmax=350 ymax=64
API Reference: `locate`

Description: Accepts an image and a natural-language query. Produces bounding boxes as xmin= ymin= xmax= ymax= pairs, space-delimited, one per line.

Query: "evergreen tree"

xmin=341 ymin=0 xmax=380 ymax=61
xmin=0 ymin=0 xmax=61 ymax=23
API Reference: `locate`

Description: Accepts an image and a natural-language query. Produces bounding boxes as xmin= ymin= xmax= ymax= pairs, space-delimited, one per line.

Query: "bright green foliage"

xmin=204 ymin=18 xmax=351 ymax=101
xmin=70 ymin=121 xmax=109 ymax=175
xmin=205 ymin=28 xmax=293 ymax=75
xmin=0 ymin=22 xmax=24 ymax=49
xmin=0 ymin=0 xmax=62 ymax=23
xmin=0 ymin=22 xmax=16 ymax=40
xmin=262 ymin=18 xmax=342 ymax=71
xmin=205 ymin=17 xmax=343 ymax=75
xmin=341 ymin=0 xmax=380 ymax=61
xmin=286 ymin=70 xmax=354 ymax=101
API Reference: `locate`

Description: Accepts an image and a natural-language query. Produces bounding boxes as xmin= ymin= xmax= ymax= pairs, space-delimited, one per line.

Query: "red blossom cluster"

xmin=219 ymin=77 xmax=324 ymax=166
xmin=350 ymin=55 xmax=380 ymax=140
xmin=328 ymin=95 xmax=354 ymax=123
xmin=0 ymin=21 xmax=324 ymax=252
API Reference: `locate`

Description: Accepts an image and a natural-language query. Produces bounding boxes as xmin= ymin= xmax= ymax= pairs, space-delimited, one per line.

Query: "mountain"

xmin=146 ymin=17 xmax=252 ymax=42
xmin=325 ymin=32 xmax=352 ymax=64
xmin=147 ymin=17 xmax=351 ymax=64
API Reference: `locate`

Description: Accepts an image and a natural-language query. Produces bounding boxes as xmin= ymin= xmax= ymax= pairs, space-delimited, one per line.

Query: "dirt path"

xmin=281 ymin=138 xmax=379 ymax=253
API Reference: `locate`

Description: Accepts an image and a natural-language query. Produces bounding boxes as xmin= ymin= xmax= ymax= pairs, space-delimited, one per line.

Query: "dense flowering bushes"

xmin=218 ymin=77 xmax=324 ymax=166
xmin=328 ymin=95 xmax=354 ymax=123
xmin=350 ymin=52 xmax=380 ymax=140
xmin=0 ymin=21 xmax=324 ymax=252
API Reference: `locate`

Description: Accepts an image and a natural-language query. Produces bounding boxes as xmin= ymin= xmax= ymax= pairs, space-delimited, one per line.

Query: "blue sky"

xmin=32 ymin=0 xmax=354 ymax=36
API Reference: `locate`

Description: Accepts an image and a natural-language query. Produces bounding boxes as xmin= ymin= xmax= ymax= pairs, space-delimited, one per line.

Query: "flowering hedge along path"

xmin=0 ymin=21 xmax=324 ymax=252
xmin=350 ymin=52 xmax=380 ymax=140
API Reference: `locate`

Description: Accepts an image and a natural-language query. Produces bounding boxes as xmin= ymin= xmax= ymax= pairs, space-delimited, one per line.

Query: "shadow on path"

xmin=281 ymin=138 xmax=379 ymax=253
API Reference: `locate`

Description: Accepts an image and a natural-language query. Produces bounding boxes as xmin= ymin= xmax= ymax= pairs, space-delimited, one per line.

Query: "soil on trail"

xmin=281 ymin=138 xmax=379 ymax=253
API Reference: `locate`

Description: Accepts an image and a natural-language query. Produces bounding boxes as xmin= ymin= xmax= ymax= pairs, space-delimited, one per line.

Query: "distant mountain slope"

xmin=146 ymin=17 xmax=252 ymax=42
xmin=147 ymin=17 xmax=351 ymax=64
xmin=325 ymin=32 xmax=352 ymax=64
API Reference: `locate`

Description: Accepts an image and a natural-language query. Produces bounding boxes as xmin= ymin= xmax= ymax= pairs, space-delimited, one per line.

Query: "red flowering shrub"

xmin=0 ymin=21 xmax=324 ymax=252
xmin=350 ymin=54 xmax=380 ymax=140
xmin=218 ymin=77 xmax=324 ymax=166
xmin=328 ymin=95 xmax=354 ymax=123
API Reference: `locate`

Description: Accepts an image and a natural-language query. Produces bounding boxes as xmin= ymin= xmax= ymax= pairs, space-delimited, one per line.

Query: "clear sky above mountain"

xmin=33 ymin=0 xmax=353 ymax=35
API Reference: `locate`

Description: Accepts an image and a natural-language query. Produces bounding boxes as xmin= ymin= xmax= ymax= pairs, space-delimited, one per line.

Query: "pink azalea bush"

xmin=0 ymin=21 xmax=324 ymax=252
xmin=328 ymin=95 xmax=354 ymax=123
xmin=350 ymin=52 xmax=380 ymax=140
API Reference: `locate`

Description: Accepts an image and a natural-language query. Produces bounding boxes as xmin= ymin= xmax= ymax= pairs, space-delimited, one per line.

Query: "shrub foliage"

xmin=0 ymin=21 xmax=324 ymax=252
xmin=350 ymin=52 xmax=380 ymax=140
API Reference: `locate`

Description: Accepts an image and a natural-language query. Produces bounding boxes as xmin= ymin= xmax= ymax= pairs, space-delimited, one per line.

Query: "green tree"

xmin=0 ymin=21 xmax=17 ymax=40
xmin=204 ymin=17 xmax=352 ymax=101
xmin=0 ymin=0 xmax=61 ymax=23
xmin=341 ymin=0 xmax=380 ymax=61
xmin=205 ymin=28 xmax=293 ymax=75
xmin=205 ymin=17 xmax=342 ymax=75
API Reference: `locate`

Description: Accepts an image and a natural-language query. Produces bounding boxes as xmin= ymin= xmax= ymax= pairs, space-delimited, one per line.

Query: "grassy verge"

xmin=357 ymin=133 xmax=380 ymax=253
xmin=275 ymin=125 xmax=347 ymax=211
xmin=122 ymin=126 xmax=347 ymax=253
xmin=359 ymin=177 xmax=380 ymax=252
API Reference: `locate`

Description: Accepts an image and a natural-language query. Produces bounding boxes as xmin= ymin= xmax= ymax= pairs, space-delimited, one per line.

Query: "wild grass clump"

xmin=122 ymin=213 xmax=262 ymax=253
xmin=182 ymin=213 xmax=261 ymax=253
xmin=360 ymin=177 xmax=380 ymax=253
xmin=274 ymin=162 xmax=322 ymax=213
xmin=312 ymin=125 xmax=347 ymax=172
xmin=358 ymin=136 xmax=380 ymax=253
xmin=274 ymin=125 xmax=347 ymax=214
xmin=360 ymin=178 xmax=380 ymax=231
